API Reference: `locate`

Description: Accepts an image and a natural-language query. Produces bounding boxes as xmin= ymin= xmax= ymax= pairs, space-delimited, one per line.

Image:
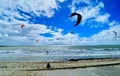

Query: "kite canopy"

xmin=20 ymin=24 xmax=25 ymax=28
xmin=36 ymin=40 xmax=39 ymax=43
xmin=69 ymin=13 xmax=82 ymax=26
xmin=110 ymin=31 xmax=117 ymax=38
xmin=70 ymin=30 xmax=73 ymax=34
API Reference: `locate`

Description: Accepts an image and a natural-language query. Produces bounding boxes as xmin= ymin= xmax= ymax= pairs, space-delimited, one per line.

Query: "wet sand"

xmin=0 ymin=58 xmax=120 ymax=76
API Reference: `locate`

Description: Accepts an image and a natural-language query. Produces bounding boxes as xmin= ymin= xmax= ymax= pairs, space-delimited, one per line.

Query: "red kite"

xmin=20 ymin=24 xmax=25 ymax=28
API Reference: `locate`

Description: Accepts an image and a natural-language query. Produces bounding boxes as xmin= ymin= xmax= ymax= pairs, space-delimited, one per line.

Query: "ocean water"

xmin=0 ymin=45 xmax=120 ymax=62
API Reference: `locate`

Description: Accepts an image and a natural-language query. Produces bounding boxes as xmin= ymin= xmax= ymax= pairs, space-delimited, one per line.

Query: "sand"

xmin=0 ymin=58 xmax=120 ymax=76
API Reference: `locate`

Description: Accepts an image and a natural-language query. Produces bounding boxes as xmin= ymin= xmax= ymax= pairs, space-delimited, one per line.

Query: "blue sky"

xmin=0 ymin=0 xmax=120 ymax=46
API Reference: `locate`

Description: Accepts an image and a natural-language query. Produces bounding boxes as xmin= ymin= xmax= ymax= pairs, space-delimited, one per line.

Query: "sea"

xmin=0 ymin=45 xmax=120 ymax=62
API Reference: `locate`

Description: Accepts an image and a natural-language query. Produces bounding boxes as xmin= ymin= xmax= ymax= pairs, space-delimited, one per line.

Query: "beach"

xmin=1 ymin=0 xmax=120 ymax=75
xmin=0 ymin=58 xmax=120 ymax=76
xmin=0 ymin=46 xmax=120 ymax=76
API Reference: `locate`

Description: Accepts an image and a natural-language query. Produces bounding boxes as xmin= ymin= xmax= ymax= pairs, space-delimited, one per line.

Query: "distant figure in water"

xmin=47 ymin=63 xmax=51 ymax=69
xmin=46 ymin=51 xmax=49 ymax=55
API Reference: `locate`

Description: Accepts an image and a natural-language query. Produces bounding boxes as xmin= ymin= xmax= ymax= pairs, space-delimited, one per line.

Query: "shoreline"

xmin=0 ymin=58 xmax=120 ymax=71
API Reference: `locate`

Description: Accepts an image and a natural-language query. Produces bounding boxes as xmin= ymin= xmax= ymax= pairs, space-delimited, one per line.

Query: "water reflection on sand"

xmin=44 ymin=65 xmax=120 ymax=76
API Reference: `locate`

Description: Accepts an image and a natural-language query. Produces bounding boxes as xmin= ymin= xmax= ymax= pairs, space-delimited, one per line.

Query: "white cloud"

xmin=0 ymin=0 xmax=120 ymax=45
xmin=46 ymin=33 xmax=80 ymax=45
xmin=0 ymin=18 xmax=82 ymax=45
xmin=0 ymin=0 xmax=69 ymax=46
xmin=0 ymin=20 xmax=120 ymax=45
xmin=69 ymin=1 xmax=110 ymax=27
xmin=58 ymin=0 xmax=66 ymax=2
xmin=109 ymin=21 xmax=120 ymax=26
xmin=28 ymin=24 xmax=51 ymax=34
xmin=95 ymin=13 xmax=110 ymax=23
xmin=0 ymin=0 xmax=64 ymax=23
xmin=4 ymin=34 xmax=9 ymax=38
xmin=0 ymin=27 xmax=19 ymax=34
xmin=87 ymin=24 xmax=120 ymax=45
xmin=0 ymin=33 xmax=2 ymax=37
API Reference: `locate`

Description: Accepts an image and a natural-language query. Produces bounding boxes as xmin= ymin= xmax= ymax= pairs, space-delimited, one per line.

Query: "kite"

xmin=111 ymin=31 xmax=117 ymax=38
xmin=20 ymin=24 xmax=25 ymax=28
xmin=36 ymin=40 xmax=39 ymax=43
xmin=69 ymin=13 xmax=82 ymax=26
xmin=109 ymin=31 xmax=117 ymax=38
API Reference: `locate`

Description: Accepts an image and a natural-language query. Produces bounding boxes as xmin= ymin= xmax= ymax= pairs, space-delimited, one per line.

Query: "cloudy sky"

xmin=0 ymin=0 xmax=120 ymax=46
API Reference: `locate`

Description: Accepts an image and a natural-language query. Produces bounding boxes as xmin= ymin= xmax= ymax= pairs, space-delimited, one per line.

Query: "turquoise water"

xmin=0 ymin=45 xmax=120 ymax=62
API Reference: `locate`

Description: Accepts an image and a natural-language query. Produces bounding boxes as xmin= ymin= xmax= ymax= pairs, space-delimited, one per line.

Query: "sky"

xmin=0 ymin=0 xmax=120 ymax=46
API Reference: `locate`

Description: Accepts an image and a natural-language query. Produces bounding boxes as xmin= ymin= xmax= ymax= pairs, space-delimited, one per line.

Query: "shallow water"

xmin=0 ymin=45 xmax=120 ymax=62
